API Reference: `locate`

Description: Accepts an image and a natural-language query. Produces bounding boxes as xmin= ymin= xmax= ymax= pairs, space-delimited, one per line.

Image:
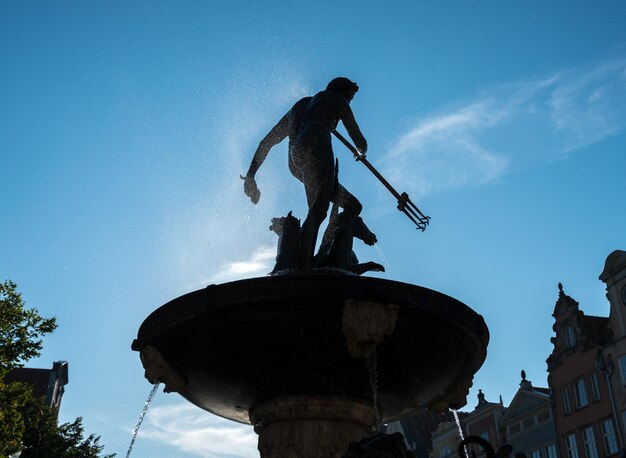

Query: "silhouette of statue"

xmin=243 ymin=77 xmax=377 ymax=269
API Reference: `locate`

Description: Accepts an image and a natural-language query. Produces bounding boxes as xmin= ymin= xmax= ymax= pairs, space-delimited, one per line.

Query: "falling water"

xmin=366 ymin=351 xmax=381 ymax=431
xmin=373 ymin=243 xmax=391 ymax=278
xmin=126 ymin=383 xmax=160 ymax=458
xmin=452 ymin=408 xmax=469 ymax=458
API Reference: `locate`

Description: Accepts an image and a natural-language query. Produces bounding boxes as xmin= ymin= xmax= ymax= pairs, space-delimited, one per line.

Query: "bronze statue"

xmin=243 ymin=77 xmax=378 ymax=271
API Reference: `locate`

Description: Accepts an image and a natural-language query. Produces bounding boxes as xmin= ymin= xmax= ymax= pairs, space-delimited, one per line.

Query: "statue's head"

xmin=327 ymin=77 xmax=359 ymax=102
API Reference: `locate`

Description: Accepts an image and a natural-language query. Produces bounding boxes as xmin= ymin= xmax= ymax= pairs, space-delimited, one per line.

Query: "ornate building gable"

xmin=501 ymin=389 xmax=549 ymax=425
xmin=502 ymin=371 xmax=550 ymax=426
xmin=547 ymin=283 xmax=611 ymax=371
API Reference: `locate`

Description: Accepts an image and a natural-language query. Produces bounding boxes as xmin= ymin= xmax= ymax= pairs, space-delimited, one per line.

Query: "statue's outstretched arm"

xmin=246 ymin=114 xmax=289 ymax=178
xmin=243 ymin=113 xmax=290 ymax=204
xmin=340 ymin=101 xmax=367 ymax=156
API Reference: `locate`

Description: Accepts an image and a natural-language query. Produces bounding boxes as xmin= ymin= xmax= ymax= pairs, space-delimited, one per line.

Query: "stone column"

xmin=249 ymin=396 xmax=376 ymax=458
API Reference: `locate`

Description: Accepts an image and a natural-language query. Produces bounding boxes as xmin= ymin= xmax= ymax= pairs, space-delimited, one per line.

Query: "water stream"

xmin=452 ymin=408 xmax=469 ymax=458
xmin=126 ymin=382 xmax=160 ymax=458
xmin=373 ymin=243 xmax=391 ymax=278
xmin=366 ymin=350 xmax=381 ymax=431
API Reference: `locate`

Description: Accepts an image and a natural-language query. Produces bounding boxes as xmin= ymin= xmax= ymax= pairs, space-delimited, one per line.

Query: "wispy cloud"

xmin=139 ymin=403 xmax=257 ymax=458
xmin=380 ymin=57 xmax=626 ymax=199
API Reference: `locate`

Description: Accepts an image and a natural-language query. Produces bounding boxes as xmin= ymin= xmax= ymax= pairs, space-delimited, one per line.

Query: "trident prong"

xmin=332 ymin=130 xmax=431 ymax=233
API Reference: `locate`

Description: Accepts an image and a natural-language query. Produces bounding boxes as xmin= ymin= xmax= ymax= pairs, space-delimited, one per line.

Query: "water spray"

xmin=126 ymin=382 xmax=160 ymax=458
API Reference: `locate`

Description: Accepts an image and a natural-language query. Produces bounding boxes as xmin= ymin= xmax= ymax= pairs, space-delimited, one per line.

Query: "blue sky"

xmin=1 ymin=1 xmax=626 ymax=456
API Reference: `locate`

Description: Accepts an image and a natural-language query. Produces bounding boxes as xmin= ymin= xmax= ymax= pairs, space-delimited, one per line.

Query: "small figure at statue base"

xmin=269 ymin=210 xmax=384 ymax=276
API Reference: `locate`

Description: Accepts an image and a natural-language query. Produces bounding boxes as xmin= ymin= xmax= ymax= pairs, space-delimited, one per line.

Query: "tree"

xmin=1 ymin=279 xmax=57 ymax=457
xmin=19 ymin=399 xmax=114 ymax=458
xmin=0 ymin=379 xmax=31 ymax=456
xmin=0 ymin=279 xmax=114 ymax=457
xmin=0 ymin=279 xmax=57 ymax=371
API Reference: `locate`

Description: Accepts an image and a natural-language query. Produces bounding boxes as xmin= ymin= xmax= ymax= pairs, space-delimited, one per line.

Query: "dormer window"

xmin=565 ymin=325 xmax=577 ymax=349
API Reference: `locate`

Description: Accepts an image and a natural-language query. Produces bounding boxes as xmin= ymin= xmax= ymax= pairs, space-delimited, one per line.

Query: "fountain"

xmin=131 ymin=78 xmax=489 ymax=457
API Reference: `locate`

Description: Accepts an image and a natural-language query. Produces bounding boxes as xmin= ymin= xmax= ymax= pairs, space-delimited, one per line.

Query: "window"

xmin=601 ymin=419 xmax=619 ymax=455
xmin=523 ymin=417 xmax=536 ymax=428
xmin=544 ymin=443 xmax=558 ymax=458
xmin=581 ymin=426 xmax=599 ymax=458
xmin=562 ymin=387 xmax=572 ymax=414
xmin=476 ymin=431 xmax=489 ymax=456
xmin=530 ymin=450 xmax=541 ymax=458
xmin=566 ymin=433 xmax=580 ymax=458
xmin=565 ymin=325 xmax=577 ymax=349
xmin=538 ymin=410 xmax=550 ymax=422
xmin=509 ymin=423 xmax=521 ymax=435
xmin=575 ymin=378 xmax=589 ymax=408
xmin=439 ymin=445 xmax=451 ymax=458
xmin=590 ymin=372 xmax=601 ymax=401
xmin=566 ymin=434 xmax=580 ymax=458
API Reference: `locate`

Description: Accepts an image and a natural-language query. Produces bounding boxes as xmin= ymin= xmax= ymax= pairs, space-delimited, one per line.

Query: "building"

xmin=428 ymin=376 xmax=558 ymax=458
xmin=501 ymin=371 xmax=558 ymax=458
xmin=386 ymin=410 xmax=466 ymax=458
xmin=415 ymin=250 xmax=626 ymax=458
xmin=431 ymin=419 xmax=465 ymax=458
xmin=5 ymin=360 xmax=69 ymax=413
xmin=546 ymin=252 xmax=626 ymax=457
xmin=464 ymin=389 xmax=506 ymax=456
xmin=598 ymin=250 xmax=626 ymax=450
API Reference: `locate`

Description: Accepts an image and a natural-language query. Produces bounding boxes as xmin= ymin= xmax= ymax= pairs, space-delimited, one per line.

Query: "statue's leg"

xmin=298 ymin=135 xmax=334 ymax=269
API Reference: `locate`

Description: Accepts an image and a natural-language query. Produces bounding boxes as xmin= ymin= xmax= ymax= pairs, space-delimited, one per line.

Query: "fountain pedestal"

xmin=132 ymin=274 xmax=489 ymax=456
xmin=251 ymin=396 xmax=374 ymax=457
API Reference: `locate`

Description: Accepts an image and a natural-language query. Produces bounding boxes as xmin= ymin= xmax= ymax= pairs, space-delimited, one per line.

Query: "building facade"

xmin=420 ymin=250 xmax=626 ymax=458
xmin=598 ymin=250 xmax=626 ymax=451
xmin=464 ymin=390 xmax=506 ymax=456
xmin=431 ymin=420 xmax=464 ymax=458
xmin=546 ymin=251 xmax=626 ymax=457
xmin=386 ymin=410 xmax=466 ymax=458
xmin=501 ymin=372 xmax=558 ymax=458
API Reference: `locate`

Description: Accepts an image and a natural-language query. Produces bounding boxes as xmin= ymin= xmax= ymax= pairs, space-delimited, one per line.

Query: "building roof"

xmin=4 ymin=368 xmax=53 ymax=399
xmin=4 ymin=361 xmax=69 ymax=407
xmin=579 ymin=314 xmax=609 ymax=338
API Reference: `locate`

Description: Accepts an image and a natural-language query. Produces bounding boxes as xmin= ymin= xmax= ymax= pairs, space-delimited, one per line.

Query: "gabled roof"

xmin=501 ymin=385 xmax=550 ymax=424
xmin=552 ymin=283 xmax=580 ymax=318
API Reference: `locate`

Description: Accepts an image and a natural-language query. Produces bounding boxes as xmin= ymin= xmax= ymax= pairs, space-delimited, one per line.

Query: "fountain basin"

xmin=132 ymin=274 xmax=488 ymax=424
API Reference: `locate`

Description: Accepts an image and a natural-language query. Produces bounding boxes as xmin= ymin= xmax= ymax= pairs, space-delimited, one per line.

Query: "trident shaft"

xmin=332 ymin=130 xmax=431 ymax=232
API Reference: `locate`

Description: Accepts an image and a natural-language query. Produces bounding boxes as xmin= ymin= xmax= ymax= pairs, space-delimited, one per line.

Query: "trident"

xmin=332 ymin=130 xmax=431 ymax=232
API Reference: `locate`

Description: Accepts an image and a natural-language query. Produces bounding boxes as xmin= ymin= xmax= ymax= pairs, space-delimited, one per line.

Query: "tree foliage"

xmin=0 ymin=279 xmax=57 ymax=371
xmin=0 ymin=279 xmax=114 ymax=457
xmin=0 ymin=379 xmax=32 ymax=456
xmin=19 ymin=399 xmax=114 ymax=458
